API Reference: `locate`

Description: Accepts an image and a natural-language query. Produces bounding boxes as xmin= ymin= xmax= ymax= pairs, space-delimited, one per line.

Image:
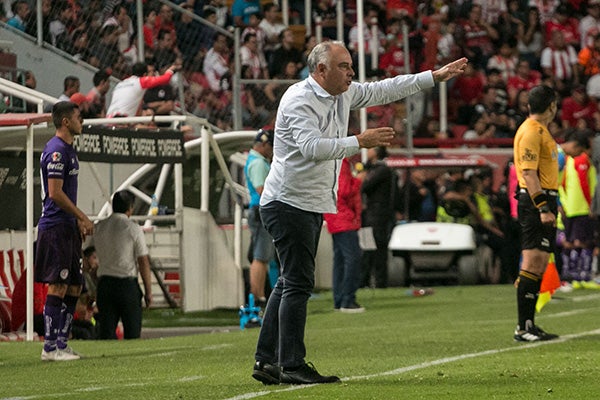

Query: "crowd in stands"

xmin=2 ymin=0 xmax=600 ymax=137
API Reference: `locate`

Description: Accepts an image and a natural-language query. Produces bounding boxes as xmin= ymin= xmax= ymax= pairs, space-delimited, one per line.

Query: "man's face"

xmin=65 ymin=109 xmax=83 ymax=136
xmin=320 ymin=45 xmax=354 ymax=96
xmin=563 ymin=142 xmax=585 ymax=157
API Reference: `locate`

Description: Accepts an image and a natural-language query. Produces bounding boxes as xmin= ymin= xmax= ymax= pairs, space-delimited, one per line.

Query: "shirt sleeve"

xmin=44 ymin=150 xmax=67 ymax=180
xmin=283 ymin=101 xmax=359 ymax=161
xmin=139 ymin=70 xmax=174 ymax=89
xmin=517 ymin=128 xmax=542 ymax=171
xmin=132 ymin=225 xmax=149 ymax=258
xmin=247 ymin=158 xmax=269 ymax=188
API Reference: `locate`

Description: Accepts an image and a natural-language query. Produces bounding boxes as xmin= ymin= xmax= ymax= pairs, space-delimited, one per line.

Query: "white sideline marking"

xmin=225 ymin=328 xmax=600 ymax=400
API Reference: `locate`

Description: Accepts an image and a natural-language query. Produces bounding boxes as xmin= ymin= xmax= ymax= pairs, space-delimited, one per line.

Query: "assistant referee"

xmin=513 ymin=85 xmax=561 ymax=342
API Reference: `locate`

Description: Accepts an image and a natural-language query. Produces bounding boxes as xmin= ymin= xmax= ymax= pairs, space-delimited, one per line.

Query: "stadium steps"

xmin=144 ymin=227 xmax=182 ymax=309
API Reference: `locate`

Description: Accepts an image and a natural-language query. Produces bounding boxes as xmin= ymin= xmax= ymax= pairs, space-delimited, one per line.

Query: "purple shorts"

xmin=35 ymin=223 xmax=83 ymax=286
xmin=563 ymin=215 xmax=597 ymax=245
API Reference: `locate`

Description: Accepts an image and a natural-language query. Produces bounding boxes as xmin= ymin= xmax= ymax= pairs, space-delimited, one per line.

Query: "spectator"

xmin=69 ymin=92 xmax=93 ymax=119
xmin=154 ymin=29 xmax=180 ymax=67
xmin=540 ymin=29 xmax=579 ymax=95
xmin=263 ymin=60 xmax=299 ymax=111
xmin=102 ymin=2 xmax=133 ymax=53
xmin=240 ymin=65 xmax=270 ymax=128
xmin=91 ymin=190 xmax=152 ymax=340
xmin=154 ymin=3 xmax=177 ymax=49
xmin=529 ymin=0 xmax=560 ymax=25
xmin=577 ymin=32 xmax=600 ymax=80
xmin=88 ymin=24 xmax=121 ymax=71
xmin=348 ymin=6 xmax=386 ymax=71
xmin=49 ymin=1 xmax=74 ymax=49
xmin=386 ymin=0 xmax=416 ymax=20
xmin=82 ymin=246 xmax=99 ymax=301
xmin=268 ymin=29 xmax=302 ymax=78
xmin=397 ymin=168 xmax=438 ymax=222
xmin=457 ymin=3 xmax=499 ymax=69
xmin=6 ymin=0 xmax=29 ymax=31
xmin=486 ymin=68 xmax=509 ymax=115
xmin=244 ymin=128 xmax=275 ymax=308
xmin=579 ymin=0 xmax=600 ymax=50
xmin=463 ymin=113 xmax=496 ymax=141
xmin=231 ymin=0 xmax=261 ymax=27
xmin=516 ymin=6 xmax=544 ymax=71
xmin=57 ymin=76 xmax=80 ymax=102
xmin=260 ymin=2 xmax=287 ymax=60
xmin=25 ymin=0 xmax=51 ymax=43
xmin=507 ymin=59 xmax=542 ymax=105
xmin=203 ymin=32 xmax=232 ymax=92
xmin=324 ymin=158 xmax=364 ymax=313
xmin=312 ymin=0 xmax=338 ymax=41
xmin=507 ymin=88 xmax=530 ymax=129
xmin=86 ymin=69 xmax=111 ymax=118
xmin=143 ymin=57 xmax=178 ymax=125
xmin=473 ymin=0 xmax=507 ymax=26
xmin=359 ymin=146 xmax=396 ymax=289
xmin=241 ymin=32 xmax=269 ymax=79
xmin=193 ymin=87 xmax=232 ymax=129
xmin=242 ymin=12 xmax=268 ymax=67
xmin=206 ymin=0 xmax=231 ymax=28
xmin=451 ymin=63 xmax=486 ymax=125
xmin=69 ymin=28 xmax=90 ymax=62
xmin=544 ymin=3 xmax=579 ymax=48
xmin=197 ymin=7 xmax=219 ymax=54
xmin=106 ymin=61 xmax=181 ymax=118
xmin=176 ymin=3 xmax=206 ymax=64
xmin=487 ymin=39 xmax=518 ymax=83
xmin=143 ymin=6 xmax=158 ymax=50
xmin=560 ymin=85 xmax=597 ymax=129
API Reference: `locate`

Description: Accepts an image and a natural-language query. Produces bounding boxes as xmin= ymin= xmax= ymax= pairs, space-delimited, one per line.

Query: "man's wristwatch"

xmin=538 ymin=205 xmax=551 ymax=213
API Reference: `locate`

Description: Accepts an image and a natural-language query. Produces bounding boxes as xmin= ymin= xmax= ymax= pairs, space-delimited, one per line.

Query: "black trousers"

xmin=97 ymin=276 xmax=143 ymax=339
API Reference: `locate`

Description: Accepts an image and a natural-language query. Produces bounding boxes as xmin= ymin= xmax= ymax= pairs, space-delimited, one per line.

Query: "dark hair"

xmin=112 ymin=190 xmax=134 ymax=213
xmin=374 ymin=146 xmax=388 ymax=160
xmin=93 ymin=70 xmax=111 ymax=86
xmin=564 ymin=128 xmax=592 ymax=150
xmin=63 ymin=76 xmax=79 ymax=91
xmin=157 ymin=29 xmax=171 ymax=42
xmin=132 ymin=62 xmax=148 ymax=76
xmin=83 ymin=246 xmax=96 ymax=258
xmin=263 ymin=2 xmax=277 ymax=13
xmin=52 ymin=101 xmax=78 ymax=128
xmin=244 ymin=32 xmax=257 ymax=44
xmin=528 ymin=85 xmax=556 ymax=114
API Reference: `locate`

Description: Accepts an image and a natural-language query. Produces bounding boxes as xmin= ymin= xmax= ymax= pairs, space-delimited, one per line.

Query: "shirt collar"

xmin=307 ymin=75 xmax=335 ymax=100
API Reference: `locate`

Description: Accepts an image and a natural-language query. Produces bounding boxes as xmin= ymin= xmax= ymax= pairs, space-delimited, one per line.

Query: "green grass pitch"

xmin=2 ymin=285 xmax=600 ymax=399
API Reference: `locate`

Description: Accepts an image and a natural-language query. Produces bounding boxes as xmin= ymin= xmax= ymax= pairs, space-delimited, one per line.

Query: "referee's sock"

xmin=516 ymin=270 xmax=541 ymax=331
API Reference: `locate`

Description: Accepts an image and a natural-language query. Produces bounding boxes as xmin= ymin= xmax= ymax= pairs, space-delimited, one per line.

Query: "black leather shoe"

xmin=252 ymin=361 xmax=280 ymax=385
xmin=280 ymin=362 xmax=341 ymax=384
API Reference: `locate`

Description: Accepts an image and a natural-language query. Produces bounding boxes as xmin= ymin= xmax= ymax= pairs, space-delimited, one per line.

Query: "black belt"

xmin=519 ymin=188 xmax=558 ymax=196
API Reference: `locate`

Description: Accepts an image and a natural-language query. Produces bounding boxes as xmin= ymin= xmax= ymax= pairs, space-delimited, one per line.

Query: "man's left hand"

xmin=432 ymin=58 xmax=469 ymax=83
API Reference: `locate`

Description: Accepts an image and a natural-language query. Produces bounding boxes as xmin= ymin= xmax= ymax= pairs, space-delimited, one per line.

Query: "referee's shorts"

xmin=517 ymin=188 xmax=558 ymax=253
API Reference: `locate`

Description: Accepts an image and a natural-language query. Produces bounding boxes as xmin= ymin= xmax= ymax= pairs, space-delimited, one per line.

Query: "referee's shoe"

xmin=514 ymin=325 xmax=559 ymax=342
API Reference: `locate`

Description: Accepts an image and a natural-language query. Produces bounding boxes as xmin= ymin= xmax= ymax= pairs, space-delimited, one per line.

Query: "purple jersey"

xmin=38 ymin=136 xmax=79 ymax=229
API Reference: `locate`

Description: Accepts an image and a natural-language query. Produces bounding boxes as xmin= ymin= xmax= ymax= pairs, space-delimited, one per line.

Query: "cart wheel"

xmin=388 ymin=256 xmax=408 ymax=287
xmin=458 ymin=255 xmax=478 ymax=285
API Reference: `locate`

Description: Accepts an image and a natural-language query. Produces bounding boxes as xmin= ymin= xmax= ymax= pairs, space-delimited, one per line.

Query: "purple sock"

xmin=43 ymin=295 xmax=63 ymax=352
xmin=57 ymin=295 xmax=78 ymax=350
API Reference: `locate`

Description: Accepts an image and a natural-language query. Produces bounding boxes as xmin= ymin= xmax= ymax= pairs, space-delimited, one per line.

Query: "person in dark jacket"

xmin=359 ymin=146 xmax=396 ymax=288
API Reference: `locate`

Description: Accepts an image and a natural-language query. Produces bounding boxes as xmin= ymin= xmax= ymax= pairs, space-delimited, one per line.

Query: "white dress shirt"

xmin=260 ymin=71 xmax=434 ymax=214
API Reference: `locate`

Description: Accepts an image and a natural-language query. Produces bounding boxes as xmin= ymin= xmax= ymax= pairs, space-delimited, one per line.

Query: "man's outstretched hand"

xmin=432 ymin=58 xmax=469 ymax=83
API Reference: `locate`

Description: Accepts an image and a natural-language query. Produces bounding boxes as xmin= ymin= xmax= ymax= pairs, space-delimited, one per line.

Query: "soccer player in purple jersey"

xmin=36 ymin=101 xmax=94 ymax=361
